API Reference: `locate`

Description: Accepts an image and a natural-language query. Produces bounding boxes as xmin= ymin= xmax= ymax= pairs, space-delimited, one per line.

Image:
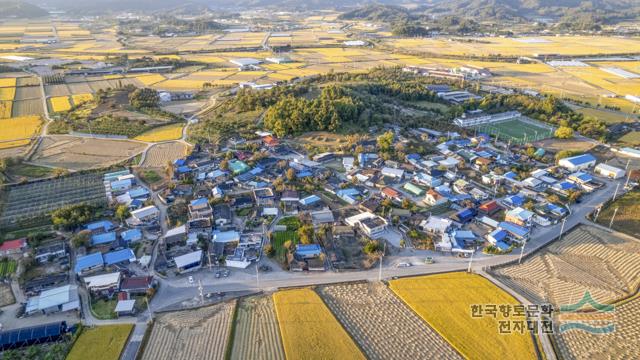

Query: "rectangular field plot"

xmin=230 ymin=295 xmax=285 ymax=360
xmin=0 ymin=172 xmax=107 ymax=228
xmin=318 ymin=282 xmax=461 ymax=360
xmin=473 ymin=117 xmax=554 ymax=145
xmin=141 ymin=301 xmax=235 ymax=360
xmin=389 ymin=273 xmax=537 ymax=360
xmin=67 ymin=324 xmax=133 ymax=360
xmin=273 ymin=288 xmax=365 ymax=360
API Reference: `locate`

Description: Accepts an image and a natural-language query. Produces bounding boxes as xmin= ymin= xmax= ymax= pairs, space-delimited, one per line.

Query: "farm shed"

xmin=558 ymin=154 xmax=596 ymax=171
xmin=25 ymin=285 xmax=79 ymax=315
xmin=403 ymin=182 xmax=425 ymax=196
xmin=295 ymin=244 xmax=322 ymax=260
xmin=121 ymin=228 xmax=142 ymax=243
xmin=84 ymin=272 xmax=121 ymax=295
xmin=91 ymin=231 xmax=116 ymax=246
xmin=174 ymin=250 xmax=202 ymax=274
xmin=299 ymin=195 xmax=321 ymax=206
xmin=0 ymin=322 xmax=69 ymax=351
xmin=164 ymin=225 xmax=187 ymax=245
xmin=594 ymin=163 xmax=625 ymax=179
xmin=115 ymin=300 xmax=136 ymax=317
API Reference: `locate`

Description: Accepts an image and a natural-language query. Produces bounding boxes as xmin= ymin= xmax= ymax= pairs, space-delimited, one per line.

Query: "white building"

xmin=25 ymin=285 xmax=80 ymax=315
xmin=128 ymin=205 xmax=160 ymax=225
xmin=558 ymin=154 xmax=596 ymax=172
xmin=345 ymin=212 xmax=388 ymax=238
xmin=594 ymin=163 xmax=625 ymax=179
xmin=381 ymin=167 xmax=404 ymax=179
xmin=174 ymin=250 xmax=203 ymax=274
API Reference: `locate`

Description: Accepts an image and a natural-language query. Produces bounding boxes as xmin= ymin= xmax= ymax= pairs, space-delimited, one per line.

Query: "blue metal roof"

xmin=299 ymin=195 xmax=321 ymax=206
xmin=489 ymin=229 xmax=507 ymax=242
xmin=337 ymin=188 xmax=359 ymax=197
xmin=504 ymin=171 xmax=518 ymax=180
xmin=174 ymin=159 xmax=186 ymax=166
xmin=499 ymin=221 xmax=529 ymax=238
xmin=572 ymin=172 xmax=593 ymax=182
xmin=103 ymin=249 xmax=135 ymax=265
xmin=564 ymin=154 xmax=596 ymax=166
xmin=128 ymin=187 xmax=149 ymax=199
xmin=190 ymin=197 xmax=208 ymax=207
xmin=496 ymin=241 xmax=510 ymax=251
xmin=86 ymin=220 xmax=114 ymax=232
xmin=406 ymin=153 xmax=421 ymax=160
xmin=91 ymin=232 xmax=116 ymax=246
xmin=74 ymin=252 xmax=103 ymax=273
xmin=110 ymin=179 xmax=132 ymax=189
xmin=121 ymin=228 xmax=142 ymax=242
xmin=176 ymin=165 xmax=191 ymax=174
xmin=297 ymin=171 xmax=312 ymax=178
xmin=456 ymin=208 xmax=476 ymax=221
xmin=556 ymin=181 xmax=577 ymax=191
xmin=506 ymin=195 xmax=525 ymax=206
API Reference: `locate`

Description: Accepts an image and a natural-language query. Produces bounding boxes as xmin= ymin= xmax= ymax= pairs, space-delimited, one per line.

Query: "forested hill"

xmin=0 ymin=1 xmax=48 ymax=18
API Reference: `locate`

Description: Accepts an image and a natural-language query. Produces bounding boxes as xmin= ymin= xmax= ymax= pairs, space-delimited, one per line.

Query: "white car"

xmin=396 ymin=262 xmax=412 ymax=268
xmin=188 ymin=276 xmax=194 ymax=284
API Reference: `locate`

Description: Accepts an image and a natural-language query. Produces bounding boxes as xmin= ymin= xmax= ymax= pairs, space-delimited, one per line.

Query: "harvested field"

xmin=533 ymin=138 xmax=596 ymax=152
xmin=44 ymin=84 xmax=70 ymax=97
xmin=618 ymin=131 xmax=640 ymax=146
xmin=141 ymin=141 xmax=189 ymax=168
xmin=141 ymin=301 xmax=236 ymax=360
xmin=554 ymin=295 xmax=640 ymax=360
xmin=318 ymin=282 xmax=461 ymax=360
xmin=492 ymin=224 xmax=640 ymax=306
xmin=31 ymin=135 xmax=146 ymax=170
xmin=389 ymin=272 xmax=537 ymax=360
xmin=273 ymin=288 xmax=365 ymax=360
xmin=14 ymin=86 xmax=40 ymax=100
xmin=230 ymin=295 xmax=285 ymax=360
xmin=16 ymin=77 xmax=39 ymax=87
xmin=11 ymin=99 xmax=43 ymax=116
xmin=577 ymin=107 xmax=636 ymax=124
xmin=67 ymin=324 xmax=133 ymax=360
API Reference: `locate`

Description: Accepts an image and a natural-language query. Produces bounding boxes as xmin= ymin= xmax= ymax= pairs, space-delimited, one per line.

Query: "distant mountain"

xmin=0 ymin=1 xmax=48 ymax=18
xmin=338 ymin=4 xmax=411 ymax=22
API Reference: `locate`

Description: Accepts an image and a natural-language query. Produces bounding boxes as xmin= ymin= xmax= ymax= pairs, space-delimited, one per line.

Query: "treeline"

xmin=263 ymin=85 xmax=370 ymax=137
xmin=230 ymin=86 xmax=310 ymax=112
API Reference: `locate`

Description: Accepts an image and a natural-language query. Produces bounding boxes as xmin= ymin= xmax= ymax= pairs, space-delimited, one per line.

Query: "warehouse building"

xmin=594 ymin=163 xmax=625 ymax=179
xmin=558 ymin=154 xmax=596 ymax=171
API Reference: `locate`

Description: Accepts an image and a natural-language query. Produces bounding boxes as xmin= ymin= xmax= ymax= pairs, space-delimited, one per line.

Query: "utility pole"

xmin=559 ymin=218 xmax=567 ymax=241
xmin=256 ymin=263 xmax=260 ymax=289
xmin=518 ymin=237 xmax=528 ymax=264
xmin=593 ymin=204 xmax=602 ymax=222
xmin=625 ymin=171 xmax=632 ymax=189
xmin=198 ymin=280 xmax=204 ymax=304
xmin=612 ymin=183 xmax=621 ymax=202
xmin=378 ymin=241 xmax=386 ymax=282
xmin=625 ymin=159 xmax=630 ymax=170
xmin=145 ymin=296 xmax=153 ymax=322
xmin=609 ymin=207 xmax=619 ymax=229
xmin=467 ymin=248 xmax=475 ymax=273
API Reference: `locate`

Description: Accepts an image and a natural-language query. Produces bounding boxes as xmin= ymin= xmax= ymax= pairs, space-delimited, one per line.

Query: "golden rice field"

xmin=0 ymin=78 xmax=16 ymax=87
xmin=67 ymin=324 xmax=133 ymax=360
xmin=389 ymin=272 xmax=537 ymax=360
xmin=0 ymin=116 xmax=41 ymax=148
xmin=136 ymin=74 xmax=166 ymax=86
xmin=49 ymin=96 xmax=72 ymax=112
xmin=134 ymin=123 xmax=185 ymax=142
xmin=272 ymin=288 xmax=365 ymax=360
xmin=0 ymin=86 xmax=15 ymax=101
xmin=71 ymin=93 xmax=93 ymax=106
xmin=0 ymin=101 xmax=11 ymax=118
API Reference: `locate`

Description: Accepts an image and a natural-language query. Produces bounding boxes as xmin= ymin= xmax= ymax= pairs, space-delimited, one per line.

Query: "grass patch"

xmin=66 ymin=324 xmax=133 ymax=360
xmin=140 ymin=169 xmax=162 ymax=184
xmin=618 ymin=131 xmax=640 ymax=146
xmin=90 ymin=298 xmax=117 ymax=320
xmin=474 ymin=118 xmax=553 ymax=145
xmin=235 ymin=207 xmax=252 ymax=217
xmin=596 ymin=190 xmax=640 ymax=238
xmin=577 ymin=107 xmax=635 ymax=124
xmin=389 ymin=272 xmax=537 ymax=360
xmin=271 ymin=231 xmax=299 ymax=264
xmin=7 ymin=163 xmax=53 ymax=178
xmin=0 ymin=258 xmax=17 ymax=277
xmin=277 ymin=216 xmax=301 ymax=231
xmin=273 ymin=288 xmax=365 ymax=360
xmin=409 ymin=100 xmax=449 ymax=112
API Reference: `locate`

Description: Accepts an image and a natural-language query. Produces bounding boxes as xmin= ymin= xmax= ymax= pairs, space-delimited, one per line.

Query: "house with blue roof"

xmin=74 ymin=252 xmax=104 ymax=275
xmin=337 ymin=188 xmax=360 ymax=204
xmin=86 ymin=220 xmax=114 ymax=233
xmin=486 ymin=229 xmax=508 ymax=245
xmin=229 ymin=160 xmax=250 ymax=175
xmin=110 ymin=179 xmax=132 ymax=192
xmin=558 ymin=153 xmax=596 ymax=171
xmin=91 ymin=232 xmax=116 ymax=246
xmin=503 ymin=195 xmax=525 ymax=208
xmin=174 ymin=159 xmax=186 ymax=167
xmin=499 ymin=221 xmax=530 ymax=242
xmin=294 ymin=244 xmax=322 ymax=260
xmin=552 ymin=181 xmax=578 ymax=195
xmin=503 ymin=171 xmax=518 ymax=181
xmin=546 ymin=203 xmax=568 ymax=217
xmin=121 ymin=228 xmax=142 ymax=243
xmin=128 ymin=187 xmax=150 ymax=199
xmin=103 ymin=249 xmax=136 ymax=266
xmin=299 ymin=195 xmax=321 ymax=207
xmin=297 ymin=170 xmax=312 ymax=178
xmin=451 ymin=208 xmax=476 ymax=223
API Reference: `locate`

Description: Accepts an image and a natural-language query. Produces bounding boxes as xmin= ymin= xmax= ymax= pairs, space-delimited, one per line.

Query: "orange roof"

xmin=382 ymin=187 xmax=400 ymax=198
xmin=263 ymin=135 xmax=279 ymax=146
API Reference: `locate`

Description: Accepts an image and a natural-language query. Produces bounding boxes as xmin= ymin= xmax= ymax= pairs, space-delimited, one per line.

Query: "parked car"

xmin=396 ymin=262 xmax=412 ymax=268
xmin=424 ymin=257 xmax=435 ymax=264
xmin=188 ymin=275 xmax=194 ymax=284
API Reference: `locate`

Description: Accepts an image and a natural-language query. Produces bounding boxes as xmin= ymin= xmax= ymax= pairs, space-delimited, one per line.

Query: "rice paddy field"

xmin=596 ymin=190 xmax=640 ymax=238
xmin=0 ymin=116 xmax=42 ymax=149
xmin=272 ymin=288 xmax=365 ymax=360
xmin=66 ymin=324 xmax=133 ymax=360
xmin=389 ymin=272 xmax=538 ymax=360
xmin=134 ymin=123 xmax=185 ymax=142
xmin=384 ymin=36 xmax=640 ymax=57
xmin=617 ymin=131 xmax=640 ymax=146
xmin=49 ymin=95 xmax=72 ymax=112
xmin=230 ymin=295 xmax=285 ymax=360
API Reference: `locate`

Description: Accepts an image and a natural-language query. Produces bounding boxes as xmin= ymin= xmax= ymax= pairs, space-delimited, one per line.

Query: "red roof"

xmin=479 ymin=200 xmax=500 ymax=213
xmin=121 ymin=276 xmax=153 ymax=290
xmin=118 ymin=292 xmax=129 ymax=301
xmin=0 ymin=238 xmax=26 ymax=252
xmin=381 ymin=187 xmax=400 ymax=198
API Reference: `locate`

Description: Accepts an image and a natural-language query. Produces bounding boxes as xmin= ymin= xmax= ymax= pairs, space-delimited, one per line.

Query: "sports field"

xmin=473 ymin=118 xmax=553 ymax=145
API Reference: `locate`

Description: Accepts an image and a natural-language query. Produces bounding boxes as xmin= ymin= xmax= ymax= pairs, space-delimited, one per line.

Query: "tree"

xmin=115 ymin=204 xmax=130 ymax=222
xmin=129 ymin=88 xmax=159 ymax=109
xmin=297 ymin=224 xmax=314 ymax=245
xmin=555 ymin=126 xmax=574 ymax=139
xmin=263 ymin=244 xmax=274 ymax=257
xmin=219 ymin=159 xmax=229 ymax=170
xmin=363 ymin=240 xmax=381 ymax=255
xmin=283 ymin=240 xmax=293 ymax=251
xmin=71 ymin=230 xmax=91 ymax=248
xmin=285 ymin=168 xmax=296 ymax=182
xmin=51 ymin=204 xmax=96 ymax=230
xmin=377 ymin=131 xmax=394 ymax=153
